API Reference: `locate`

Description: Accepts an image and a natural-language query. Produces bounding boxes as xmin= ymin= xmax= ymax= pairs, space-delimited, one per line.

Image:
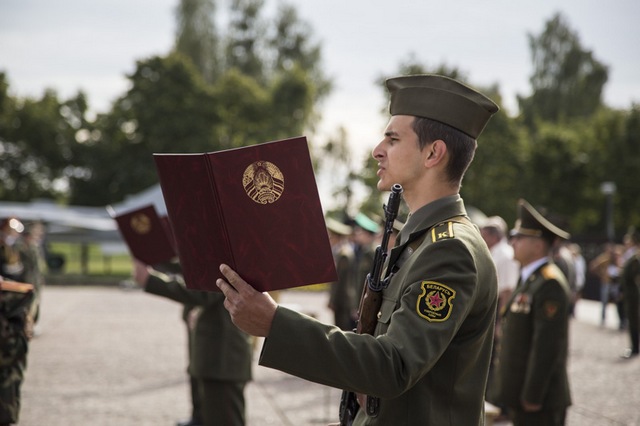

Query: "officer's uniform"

xmin=145 ymin=271 xmax=252 ymax=426
xmin=491 ymin=199 xmax=572 ymax=425
xmin=258 ymin=75 xmax=500 ymax=425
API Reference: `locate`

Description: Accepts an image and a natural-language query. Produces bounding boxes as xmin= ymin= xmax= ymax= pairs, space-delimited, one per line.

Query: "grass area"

xmin=47 ymin=242 xmax=133 ymax=276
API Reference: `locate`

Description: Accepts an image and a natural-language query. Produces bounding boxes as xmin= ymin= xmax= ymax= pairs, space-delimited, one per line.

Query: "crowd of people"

xmin=2 ymin=73 xmax=640 ymax=426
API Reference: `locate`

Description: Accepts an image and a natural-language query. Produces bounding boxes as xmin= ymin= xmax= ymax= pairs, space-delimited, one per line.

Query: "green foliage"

xmin=462 ymin=91 xmax=526 ymax=225
xmin=0 ymin=72 xmax=88 ymax=202
xmin=211 ymin=68 xmax=270 ymax=148
xmin=68 ymin=53 xmax=217 ymax=205
xmin=518 ymin=13 xmax=608 ymax=127
xmin=173 ymin=0 xmax=220 ymax=83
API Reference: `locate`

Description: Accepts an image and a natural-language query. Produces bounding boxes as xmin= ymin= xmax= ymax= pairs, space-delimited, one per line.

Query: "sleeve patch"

xmin=543 ymin=301 xmax=559 ymax=319
xmin=431 ymin=221 xmax=455 ymax=242
xmin=416 ymin=281 xmax=456 ymax=322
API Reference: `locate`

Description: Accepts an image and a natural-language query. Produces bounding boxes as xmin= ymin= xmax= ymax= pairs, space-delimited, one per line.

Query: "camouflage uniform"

xmin=0 ymin=287 xmax=34 ymax=425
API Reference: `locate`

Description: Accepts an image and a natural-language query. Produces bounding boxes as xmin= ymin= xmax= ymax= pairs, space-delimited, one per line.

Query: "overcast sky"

xmin=1 ymin=0 xmax=639 ymax=167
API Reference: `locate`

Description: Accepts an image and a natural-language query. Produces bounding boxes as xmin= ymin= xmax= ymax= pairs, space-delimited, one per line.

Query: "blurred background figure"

xmin=0 ymin=275 xmax=35 ymax=425
xmin=349 ymin=212 xmax=380 ymax=317
xmin=620 ymin=226 xmax=640 ymax=358
xmin=15 ymin=222 xmax=47 ymax=335
xmin=0 ymin=217 xmax=27 ymax=283
xmin=480 ymin=215 xmax=519 ymax=421
xmin=569 ymin=243 xmax=587 ymax=309
xmin=480 ymin=216 xmax=520 ymax=317
xmin=133 ymin=260 xmax=253 ymax=426
xmin=589 ymin=243 xmax=625 ymax=329
xmin=326 ymin=217 xmax=355 ymax=331
xmin=553 ymin=240 xmax=578 ymax=317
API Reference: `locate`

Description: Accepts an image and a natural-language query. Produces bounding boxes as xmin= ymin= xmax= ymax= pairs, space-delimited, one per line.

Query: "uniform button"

xmin=377 ymin=311 xmax=382 ymax=319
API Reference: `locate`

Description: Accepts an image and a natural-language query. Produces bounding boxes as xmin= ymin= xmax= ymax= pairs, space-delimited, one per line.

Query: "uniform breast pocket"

xmin=374 ymin=298 xmax=397 ymax=335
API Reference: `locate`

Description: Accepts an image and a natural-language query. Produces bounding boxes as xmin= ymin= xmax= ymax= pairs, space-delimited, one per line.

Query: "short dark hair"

xmin=411 ymin=116 xmax=477 ymax=186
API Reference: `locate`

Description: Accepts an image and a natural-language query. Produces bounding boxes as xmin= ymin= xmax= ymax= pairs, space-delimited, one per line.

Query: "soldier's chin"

xmin=376 ymin=180 xmax=392 ymax=191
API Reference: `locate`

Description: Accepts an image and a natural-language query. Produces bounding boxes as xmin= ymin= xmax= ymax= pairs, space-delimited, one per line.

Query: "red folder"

xmin=112 ymin=204 xmax=178 ymax=266
xmin=153 ymin=136 xmax=337 ymax=292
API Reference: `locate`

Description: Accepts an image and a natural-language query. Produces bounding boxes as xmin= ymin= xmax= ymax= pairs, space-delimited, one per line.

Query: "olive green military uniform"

xmin=145 ymin=272 xmax=252 ymax=426
xmin=261 ymin=195 xmax=498 ymax=425
xmin=621 ymin=250 xmax=640 ymax=356
xmin=329 ymin=242 xmax=356 ymax=331
xmin=492 ymin=262 xmax=572 ymax=423
xmin=490 ymin=198 xmax=573 ymax=425
xmin=0 ymin=286 xmax=34 ymax=425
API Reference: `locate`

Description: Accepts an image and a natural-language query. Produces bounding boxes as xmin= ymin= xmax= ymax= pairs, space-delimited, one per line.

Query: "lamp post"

xmin=600 ymin=181 xmax=616 ymax=242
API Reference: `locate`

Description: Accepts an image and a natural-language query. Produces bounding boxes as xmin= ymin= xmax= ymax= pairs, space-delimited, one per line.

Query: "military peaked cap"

xmin=354 ymin=213 xmax=380 ymax=234
xmin=326 ymin=217 xmax=352 ymax=236
xmin=511 ymin=199 xmax=570 ymax=243
xmin=386 ymin=74 xmax=499 ymax=139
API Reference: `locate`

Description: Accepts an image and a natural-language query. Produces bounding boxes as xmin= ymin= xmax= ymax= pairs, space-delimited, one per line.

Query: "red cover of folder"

xmin=112 ymin=204 xmax=178 ymax=266
xmin=153 ymin=136 xmax=337 ymax=292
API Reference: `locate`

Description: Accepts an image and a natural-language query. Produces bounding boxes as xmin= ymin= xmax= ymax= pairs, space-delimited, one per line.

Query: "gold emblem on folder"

xmin=130 ymin=213 xmax=151 ymax=234
xmin=243 ymin=161 xmax=284 ymax=204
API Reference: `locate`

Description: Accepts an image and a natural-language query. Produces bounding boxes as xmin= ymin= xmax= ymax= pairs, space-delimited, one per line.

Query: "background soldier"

xmin=0 ymin=277 xmax=35 ymax=426
xmin=491 ymin=199 xmax=572 ymax=426
xmin=620 ymin=226 xmax=640 ymax=358
xmin=133 ymin=260 xmax=252 ymax=426
xmin=326 ymin=218 xmax=356 ymax=331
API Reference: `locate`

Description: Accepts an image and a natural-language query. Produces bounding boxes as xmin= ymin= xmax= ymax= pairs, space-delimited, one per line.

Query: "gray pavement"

xmin=17 ymin=285 xmax=640 ymax=426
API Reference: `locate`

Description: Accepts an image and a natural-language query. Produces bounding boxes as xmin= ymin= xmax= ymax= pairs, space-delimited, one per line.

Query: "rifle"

xmin=338 ymin=183 xmax=403 ymax=426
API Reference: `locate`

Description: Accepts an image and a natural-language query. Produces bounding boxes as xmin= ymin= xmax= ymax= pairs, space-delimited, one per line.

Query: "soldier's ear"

xmin=424 ymin=140 xmax=447 ymax=167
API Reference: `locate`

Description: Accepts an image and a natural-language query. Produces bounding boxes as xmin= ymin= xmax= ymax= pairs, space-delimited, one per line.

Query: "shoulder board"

xmin=541 ymin=264 xmax=559 ymax=281
xmin=431 ymin=221 xmax=455 ymax=243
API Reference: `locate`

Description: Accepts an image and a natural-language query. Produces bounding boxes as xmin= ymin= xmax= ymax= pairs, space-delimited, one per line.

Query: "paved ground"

xmin=16 ymin=285 xmax=640 ymax=426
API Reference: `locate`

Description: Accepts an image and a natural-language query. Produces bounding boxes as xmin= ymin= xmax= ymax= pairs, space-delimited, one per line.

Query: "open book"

xmin=153 ymin=136 xmax=337 ymax=292
xmin=110 ymin=204 xmax=178 ymax=266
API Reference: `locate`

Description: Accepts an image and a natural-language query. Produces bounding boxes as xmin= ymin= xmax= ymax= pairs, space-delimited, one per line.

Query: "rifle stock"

xmin=338 ymin=184 xmax=403 ymax=425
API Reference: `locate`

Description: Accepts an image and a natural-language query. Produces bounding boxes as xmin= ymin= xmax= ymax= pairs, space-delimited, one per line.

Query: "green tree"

xmin=318 ymin=126 xmax=357 ymax=217
xmin=210 ymin=68 xmax=270 ymax=149
xmin=225 ymin=0 xmax=267 ymax=79
xmin=518 ymin=13 xmax=608 ymax=126
xmin=0 ymin=72 xmax=87 ymax=202
xmin=463 ymin=87 xmax=526 ymax=225
xmin=174 ymin=0 xmax=220 ymax=83
xmin=583 ymin=106 xmax=640 ymax=237
xmin=68 ymin=53 xmax=218 ymax=205
xmin=68 ymin=0 xmax=333 ymax=206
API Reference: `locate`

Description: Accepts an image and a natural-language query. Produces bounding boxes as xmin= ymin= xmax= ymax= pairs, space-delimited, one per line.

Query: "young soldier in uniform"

xmin=492 ymin=199 xmax=572 ymax=426
xmin=217 ymin=74 xmax=499 ymax=425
